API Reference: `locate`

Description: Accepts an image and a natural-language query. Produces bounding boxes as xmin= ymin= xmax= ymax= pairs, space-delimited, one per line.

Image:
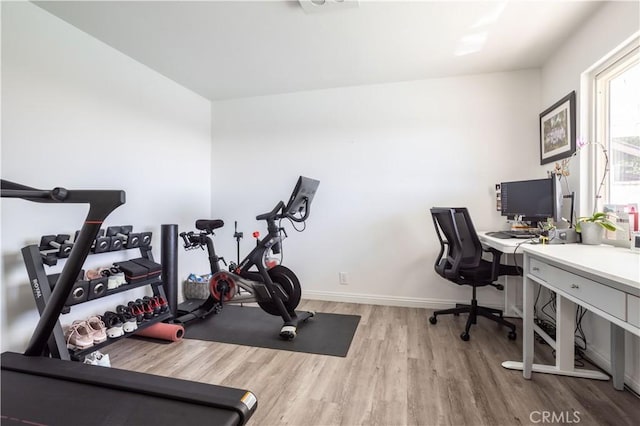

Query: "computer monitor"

xmin=284 ymin=176 xmax=320 ymax=219
xmin=500 ymin=177 xmax=559 ymax=225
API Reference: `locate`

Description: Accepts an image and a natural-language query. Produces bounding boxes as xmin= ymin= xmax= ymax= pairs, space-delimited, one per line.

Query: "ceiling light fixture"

xmin=299 ymin=0 xmax=359 ymax=14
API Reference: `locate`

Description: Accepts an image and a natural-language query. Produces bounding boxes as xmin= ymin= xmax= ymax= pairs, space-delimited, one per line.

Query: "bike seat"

xmin=195 ymin=219 xmax=224 ymax=232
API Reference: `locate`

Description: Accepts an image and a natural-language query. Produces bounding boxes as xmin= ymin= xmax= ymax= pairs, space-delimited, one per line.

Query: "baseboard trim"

xmin=585 ymin=346 xmax=640 ymax=395
xmin=302 ymin=289 xmax=504 ymax=311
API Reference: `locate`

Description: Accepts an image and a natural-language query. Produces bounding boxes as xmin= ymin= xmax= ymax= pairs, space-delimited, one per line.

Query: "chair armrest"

xmin=483 ymin=247 xmax=522 ymax=278
xmin=483 ymin=247 xmax=503 ymax=282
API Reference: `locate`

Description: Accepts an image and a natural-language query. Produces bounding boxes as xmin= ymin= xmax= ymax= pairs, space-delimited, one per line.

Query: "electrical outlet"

xmin=339 ymin=272 xmax=349 ymax=285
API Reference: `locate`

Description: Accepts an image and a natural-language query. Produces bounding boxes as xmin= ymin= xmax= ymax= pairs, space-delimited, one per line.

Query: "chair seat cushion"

xmin=437 ymin=259 xmax=493 ymax=285
xmin=458 ymin=260 xmax=495 ymax=285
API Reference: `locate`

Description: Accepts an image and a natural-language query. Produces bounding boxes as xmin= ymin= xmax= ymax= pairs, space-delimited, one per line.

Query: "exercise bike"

xmin=175 ymin=176 xmax=320 ymax=340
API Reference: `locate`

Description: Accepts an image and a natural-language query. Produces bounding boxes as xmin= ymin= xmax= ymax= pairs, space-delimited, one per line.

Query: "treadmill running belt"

xmin=1 ymin=352 xmax=256 ymax=426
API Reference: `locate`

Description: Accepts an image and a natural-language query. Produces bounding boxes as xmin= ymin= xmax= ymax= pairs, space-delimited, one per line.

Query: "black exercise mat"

xmin=183 ymin=304 xmax=360 ymax=357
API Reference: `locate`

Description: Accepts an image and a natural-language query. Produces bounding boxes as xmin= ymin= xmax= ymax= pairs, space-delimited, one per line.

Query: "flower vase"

xmin=580 ymin=222 xmax=604 ymax=245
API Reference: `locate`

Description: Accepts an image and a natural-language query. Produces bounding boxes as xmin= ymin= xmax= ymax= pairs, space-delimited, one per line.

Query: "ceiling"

xmin=34 ymin=1 xmax=605 ymax=101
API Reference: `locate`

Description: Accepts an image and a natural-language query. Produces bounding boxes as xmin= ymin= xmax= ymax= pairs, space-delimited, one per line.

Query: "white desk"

xmin=477 ymin=232 xmax=527 ymax=317
xmin=477 ymin=231 xmax=528 ymax=254
xmin=502 ymin=243 xmax=640 ymax=390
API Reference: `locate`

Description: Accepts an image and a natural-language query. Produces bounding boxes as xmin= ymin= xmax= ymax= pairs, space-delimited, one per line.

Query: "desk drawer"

xmin=529 ymin=258 xmax=626 ymax=320
xmin=628 ymin=295 xmax=640 ymax=328
xmin=529 ymin=258 xmax=553 ymax=281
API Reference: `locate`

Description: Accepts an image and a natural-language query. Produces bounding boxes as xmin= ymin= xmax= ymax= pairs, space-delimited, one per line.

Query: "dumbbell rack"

xmin=21 ymin=240 xmax=172 ymax=361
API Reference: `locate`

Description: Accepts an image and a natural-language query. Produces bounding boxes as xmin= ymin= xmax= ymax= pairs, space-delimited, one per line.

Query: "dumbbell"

xmin=39 ymin=234 xmax=74 ymax=261
xmin=106 ymin=226 xmax=141 ymax=249
xmin=139 ymin=232 xmax=152 ymax=247
xmin=39 ymin=251 xmax=58 ymax=267
xmin=40 ymin=234 xmax=74 ymax=257
xmin=39 ymin=235 xmax=59 ymax=266
xmin=75 ymin=229 xmax=111 ymax=254
xmin=47 ymin=270 xmax=88 ymax=306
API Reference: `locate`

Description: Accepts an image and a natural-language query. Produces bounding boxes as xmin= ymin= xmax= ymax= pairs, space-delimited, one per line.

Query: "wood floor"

xmin=106 ymin=300 xmax=640 ymax=426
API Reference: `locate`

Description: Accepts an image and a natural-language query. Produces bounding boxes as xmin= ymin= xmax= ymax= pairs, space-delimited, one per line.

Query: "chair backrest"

xmin=430 ymin=207 xmax=483 ymax=280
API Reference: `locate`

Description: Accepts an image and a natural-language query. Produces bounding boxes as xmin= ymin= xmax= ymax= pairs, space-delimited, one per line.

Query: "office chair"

xmin=429 ymin=207 xmax=519 ymax=341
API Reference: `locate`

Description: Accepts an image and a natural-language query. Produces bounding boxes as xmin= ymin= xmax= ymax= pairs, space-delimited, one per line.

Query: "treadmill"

xmin=1 ymin=180 xmax=257 ymax=426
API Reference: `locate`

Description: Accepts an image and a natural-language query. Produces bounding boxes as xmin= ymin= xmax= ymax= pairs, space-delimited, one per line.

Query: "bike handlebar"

xmin=254 ymin=198 xmax=311 ymax=224
xmin=179 ymin=231 xmax=206 ymax=249
xmin=179 ymin=231 xmax=192 ymax=248
xmin=255 ymin=200 xmax=285 ymax=222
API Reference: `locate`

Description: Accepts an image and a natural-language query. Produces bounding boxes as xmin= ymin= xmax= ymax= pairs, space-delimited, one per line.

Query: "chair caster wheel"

xmin=429 ymin=316 xmax=437 ymax=324
xmin=495 ymin=284 xmax=504 ymax=290
xmin=508 ymin=331 xmax=517 ymax=340
xmin=460 ymin=332 xmax=470 ymax=341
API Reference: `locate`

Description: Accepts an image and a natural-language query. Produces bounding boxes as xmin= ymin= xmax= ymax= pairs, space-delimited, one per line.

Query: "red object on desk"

xmin=630 ymin=206 xmax=638 ymax=231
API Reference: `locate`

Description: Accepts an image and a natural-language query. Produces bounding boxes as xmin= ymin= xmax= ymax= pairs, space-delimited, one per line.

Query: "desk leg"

xmin=502 ymin=252 xmax=521 ymax=317
xmin=503 ymin=274 xmax=520 ymax=317
xmin=556 ymin=295 xmax=576 ymax=371
xmin=502 ymin=256 xmax=609 ymax=383
xmin=503 ymin=275 xmax=511 ymax=315
xmin=611 ymin=323 xmax=625 ymax=391
xmin=522 ymin=254 xmax=534 ymax=379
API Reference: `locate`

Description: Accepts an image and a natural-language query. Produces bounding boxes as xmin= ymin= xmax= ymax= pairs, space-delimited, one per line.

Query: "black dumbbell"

xmin=75 ymin=229 xmax=111 ymax=254
xmin=106 ymin=226 xmax=141 ymax=249
xmin=139 ymin=232 xmax=152 ymax=247
xmin=40 ymin=251 xmax=58 ymax=266
xmin=39 ymin=234 xmax=73 ymax=259
xmin=47 ymin=271 xmax=88 ymax=306
xmin=38 ymin=235 xmax=59 ymax=265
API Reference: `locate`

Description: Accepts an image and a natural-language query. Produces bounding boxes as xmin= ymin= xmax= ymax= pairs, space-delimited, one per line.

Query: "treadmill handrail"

xmin=1 ymin=179 xmax=126 ymax=356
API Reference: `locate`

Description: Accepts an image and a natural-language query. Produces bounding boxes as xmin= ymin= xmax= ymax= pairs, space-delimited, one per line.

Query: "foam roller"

xmin=135 ymin=323 xmax=184 ymax=342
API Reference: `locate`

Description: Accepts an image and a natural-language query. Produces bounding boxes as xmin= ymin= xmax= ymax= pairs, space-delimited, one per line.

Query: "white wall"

xmin=541 ymin=0 xmax=640 ymax=215
xmin=541 ymin=0 xmax=640 ymax=392
xmin=211 ymin=70 xmax=542 ymax=309
xmin=1 ymin=2 xmax=212 ymax=352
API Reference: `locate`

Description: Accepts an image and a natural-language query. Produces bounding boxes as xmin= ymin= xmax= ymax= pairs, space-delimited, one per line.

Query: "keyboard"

xmin=486 ymin=230 xmax=538 ymax=239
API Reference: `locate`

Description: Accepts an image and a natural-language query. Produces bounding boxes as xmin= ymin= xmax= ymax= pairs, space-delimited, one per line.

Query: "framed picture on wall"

xmin=539 ymin=91 xmax=576 ymax=165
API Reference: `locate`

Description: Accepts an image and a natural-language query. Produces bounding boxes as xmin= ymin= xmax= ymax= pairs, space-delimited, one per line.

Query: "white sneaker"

xmin=95 ymin=352 xmax=111 ymax=367
xmin=84 ymin=351 xmax=111 ymax=367
xmin=122 ymin=315 xmax=137 ymax=333
xmin=107 ymin=273 xmax=126 ymax=289
xmin=103 ymin=312 xmax=124 ymax=338
xmin=107 ymin=275 xmax=120 ymax=290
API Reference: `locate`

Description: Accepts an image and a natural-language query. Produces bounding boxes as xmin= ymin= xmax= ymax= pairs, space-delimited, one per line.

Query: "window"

xmin=594 ymin=45 xmax=640 ymax=208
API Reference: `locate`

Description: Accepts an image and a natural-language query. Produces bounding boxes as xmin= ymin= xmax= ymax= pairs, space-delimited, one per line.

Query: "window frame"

xmin=581 ymin=33 xmax=640 ymax=216
xmin=594 ymin=46 xmax=639 ymax=208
